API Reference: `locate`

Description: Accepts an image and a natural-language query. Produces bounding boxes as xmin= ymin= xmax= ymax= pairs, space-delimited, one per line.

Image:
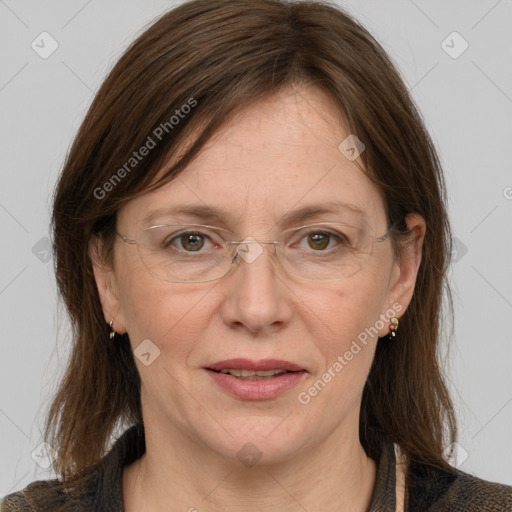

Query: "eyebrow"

xmin=141 ymin=201 xmax=367 ymax=228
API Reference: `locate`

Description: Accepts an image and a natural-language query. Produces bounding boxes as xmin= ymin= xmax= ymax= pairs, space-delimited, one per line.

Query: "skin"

xmin=91 ymin=85 xmax=425 ymax=511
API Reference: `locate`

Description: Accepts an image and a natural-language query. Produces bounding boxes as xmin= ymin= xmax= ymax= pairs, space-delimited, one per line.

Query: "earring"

xmin=109 ymin=319 xmax=118 ymax=340
xmin=389 ymin=317 xmax=399 ymax=337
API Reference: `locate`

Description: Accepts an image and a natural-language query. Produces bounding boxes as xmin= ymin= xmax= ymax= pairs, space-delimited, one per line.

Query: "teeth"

xmin=219 ymin=369 xmax=289 ymax=379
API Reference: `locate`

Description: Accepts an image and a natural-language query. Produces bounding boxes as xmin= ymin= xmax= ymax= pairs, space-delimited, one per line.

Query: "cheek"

xmin=300 ymin=271 xmax=386 ymax=343
xmin=117 ymin=266 xmax=218 ymax=359
xmin=297 ymin=274 xmax=387 ymax=395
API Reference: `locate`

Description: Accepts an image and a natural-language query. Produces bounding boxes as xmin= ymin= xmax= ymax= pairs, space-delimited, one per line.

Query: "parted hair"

xmin=48 ymin=0 xmax=456 ymax=481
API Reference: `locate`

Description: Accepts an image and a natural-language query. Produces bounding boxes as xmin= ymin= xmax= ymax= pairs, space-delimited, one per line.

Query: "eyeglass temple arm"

xmin=114 ymin=230 xmax=137 ymax=245
xmin=376 ymin=223 xmax=399 ymax=242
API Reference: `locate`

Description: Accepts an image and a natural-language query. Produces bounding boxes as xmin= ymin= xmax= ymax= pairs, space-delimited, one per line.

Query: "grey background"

xmin=1 ymin=0 xmax=511 ymax=497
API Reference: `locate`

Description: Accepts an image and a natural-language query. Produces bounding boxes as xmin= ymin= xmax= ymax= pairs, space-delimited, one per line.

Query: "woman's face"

xmin=93 ymin=86 xmax=423 ymax=464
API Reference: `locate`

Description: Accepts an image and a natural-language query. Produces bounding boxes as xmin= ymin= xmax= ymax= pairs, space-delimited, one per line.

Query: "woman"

xmin=2 ymin=0 xmax=511 ymax=510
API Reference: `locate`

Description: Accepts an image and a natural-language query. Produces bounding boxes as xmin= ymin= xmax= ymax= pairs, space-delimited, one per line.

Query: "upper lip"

xmin=207 ymin=358 xmax=306 ymax=372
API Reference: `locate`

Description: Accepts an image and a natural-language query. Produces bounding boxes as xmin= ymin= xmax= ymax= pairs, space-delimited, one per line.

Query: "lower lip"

xmin=205 ymin=369 xmax=307 ymax=400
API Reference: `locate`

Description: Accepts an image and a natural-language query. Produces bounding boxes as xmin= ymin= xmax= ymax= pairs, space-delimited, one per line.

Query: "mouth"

xmin=205 ymin=358 xmax=307 ymax=400
xmin=207 ymin=358 xmax=306 ymax=377
xmin=210 ymin=368 xmax=297 ymax=380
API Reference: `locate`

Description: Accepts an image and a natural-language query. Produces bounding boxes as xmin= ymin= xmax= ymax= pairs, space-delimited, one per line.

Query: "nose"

xmin=220 ymin=241 xmax=293 ymax=334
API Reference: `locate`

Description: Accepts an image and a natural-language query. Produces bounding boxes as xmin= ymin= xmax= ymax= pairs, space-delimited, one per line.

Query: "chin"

xmin=192 ymin=413 xmax=313 ymax=466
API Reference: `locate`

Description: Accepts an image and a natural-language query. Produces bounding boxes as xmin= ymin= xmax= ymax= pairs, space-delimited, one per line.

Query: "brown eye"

xmin=180 ymin=233 xmax=205 ymax=251
xmin=307 ymin=233 xmax=331 ymax=250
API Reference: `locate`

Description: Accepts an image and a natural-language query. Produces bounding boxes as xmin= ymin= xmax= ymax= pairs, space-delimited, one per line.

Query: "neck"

xmin=123 ymin=419 xmax=377 ymax=512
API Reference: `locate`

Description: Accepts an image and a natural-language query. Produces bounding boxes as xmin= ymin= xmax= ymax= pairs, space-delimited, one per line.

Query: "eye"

xmin=293 ymin=228 xmax=351 ymax=252
xmin=306 ymin=232 xmax=331 ymax=250
xmin=164 ymin=231 xmax=213 ymax=252
xmin=179 ymin=233 xmax=206 ymax=251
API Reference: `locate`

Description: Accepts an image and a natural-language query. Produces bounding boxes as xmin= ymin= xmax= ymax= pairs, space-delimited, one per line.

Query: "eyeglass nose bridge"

xmin=225 ymin=239 xmax=282 ymax=265
xmin=225 ymin=240 xmax=281 ymax=246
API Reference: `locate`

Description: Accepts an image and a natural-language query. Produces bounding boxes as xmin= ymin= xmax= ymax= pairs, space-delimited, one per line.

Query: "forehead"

xmin=120 ymin=86 xmax=387 ymax=230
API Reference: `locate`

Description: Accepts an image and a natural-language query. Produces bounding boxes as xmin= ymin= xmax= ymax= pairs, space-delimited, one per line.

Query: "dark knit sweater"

xmin=2 ymin=424 xmax=511 ymax=511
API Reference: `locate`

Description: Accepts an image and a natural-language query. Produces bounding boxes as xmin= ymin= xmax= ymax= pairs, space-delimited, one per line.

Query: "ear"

xmin=88 ymin=235 xmax=127 ymax=334
xmin=379 ymin=212 xmax=426 ymax=336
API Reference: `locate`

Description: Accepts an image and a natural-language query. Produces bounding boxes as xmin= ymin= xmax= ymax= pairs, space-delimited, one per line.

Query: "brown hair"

xmin=48 ymin=0 xmax=456 ymax=481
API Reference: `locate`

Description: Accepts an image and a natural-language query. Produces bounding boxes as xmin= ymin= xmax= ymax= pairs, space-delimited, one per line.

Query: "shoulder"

xmin=443 ymin=471 xmax=512 ymax=510
xmin=1 ymin=490 xmax=30 ymax=512
xmin=1 ymin=476 xmax=103 ymax=512
xmin=408 ymin=460 xmax=512 ymax=511
xmin=1 ymin=425 xmax=144 ymax=512
xmin=1 ymin=480 xmax=68 ymax=512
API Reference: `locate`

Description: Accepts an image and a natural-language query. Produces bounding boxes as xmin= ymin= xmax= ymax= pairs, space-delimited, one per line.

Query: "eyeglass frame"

xmin=113 ymin=221 xmax=398 ymax=283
